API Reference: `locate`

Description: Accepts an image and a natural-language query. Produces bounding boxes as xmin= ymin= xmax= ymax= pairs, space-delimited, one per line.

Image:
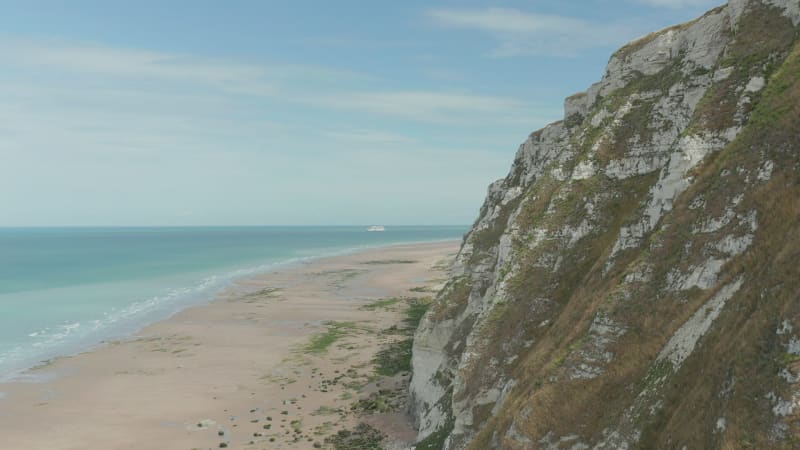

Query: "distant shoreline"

xmin=0 ymin=236 xmax=461 ymax=382
xmin=0 ymin=240 xmax=458 ymax=449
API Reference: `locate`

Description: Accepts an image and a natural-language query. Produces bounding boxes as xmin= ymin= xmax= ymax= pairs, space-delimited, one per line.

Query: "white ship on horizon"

xmin=366 ymin=225 xmax=385 ymax=232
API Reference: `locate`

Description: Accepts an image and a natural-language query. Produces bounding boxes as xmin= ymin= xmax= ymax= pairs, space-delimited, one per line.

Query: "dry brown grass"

xmin=459 ymin=17 xmax=800 ymax=450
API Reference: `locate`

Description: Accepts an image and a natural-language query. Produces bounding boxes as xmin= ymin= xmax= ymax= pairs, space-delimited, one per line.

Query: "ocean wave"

xmin=0 ymin=236 xmax=458 ymax=380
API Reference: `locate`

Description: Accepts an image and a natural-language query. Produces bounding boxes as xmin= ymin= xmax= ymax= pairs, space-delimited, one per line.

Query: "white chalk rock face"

xmin=409 ymin=1 xmax=800 ymax=448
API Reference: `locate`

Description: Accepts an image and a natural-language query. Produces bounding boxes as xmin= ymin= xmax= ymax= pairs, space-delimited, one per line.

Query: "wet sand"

xmin=0 ymin=241 xmax=458 ymax=449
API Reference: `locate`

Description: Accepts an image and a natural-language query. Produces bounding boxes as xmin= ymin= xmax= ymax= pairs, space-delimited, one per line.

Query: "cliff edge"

xmin=410 ymin=0 xmax=800 ymax=448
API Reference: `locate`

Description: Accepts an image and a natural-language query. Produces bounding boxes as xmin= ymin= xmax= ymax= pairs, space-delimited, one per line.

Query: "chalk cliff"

xmin=410 ymin=0 xmax=800 ymax=448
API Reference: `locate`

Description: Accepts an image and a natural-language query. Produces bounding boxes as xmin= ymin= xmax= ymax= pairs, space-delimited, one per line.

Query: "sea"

xmin=0 ymin=226 xmax=465 ymax=380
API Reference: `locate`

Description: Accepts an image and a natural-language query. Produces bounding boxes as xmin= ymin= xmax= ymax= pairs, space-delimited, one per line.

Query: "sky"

xmin=0 ymin=0 xmax=723 ymax=226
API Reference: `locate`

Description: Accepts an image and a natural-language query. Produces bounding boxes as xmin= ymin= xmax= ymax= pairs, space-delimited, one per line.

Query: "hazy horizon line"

xmin=0 ymin=224 xmax=470 ymax=229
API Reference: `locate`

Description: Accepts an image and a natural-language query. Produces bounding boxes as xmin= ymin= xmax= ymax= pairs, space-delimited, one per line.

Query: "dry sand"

xmin=0 ymin=241 xmax=458 ymax=449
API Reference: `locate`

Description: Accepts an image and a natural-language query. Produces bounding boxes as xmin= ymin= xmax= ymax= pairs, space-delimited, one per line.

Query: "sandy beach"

xmin=0 ymin=240 xmax=458 ymax=450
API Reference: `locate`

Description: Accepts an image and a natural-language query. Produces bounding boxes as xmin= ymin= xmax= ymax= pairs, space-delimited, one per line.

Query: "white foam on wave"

xmin=0 ymin=252 xmax=335 ymax=381
xmin=0 ymin=271 xmax=235 ymax=381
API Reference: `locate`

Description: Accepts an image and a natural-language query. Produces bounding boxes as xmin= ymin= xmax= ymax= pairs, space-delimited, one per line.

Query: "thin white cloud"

xmin=428 ymin=8 xmax=585 ymax=34
xmin=323 ymin=129 xmax=417 ymax=145
xmin=0 ymin=38 xmax=371 ymax=98
xmin=632 ymin=0 xmax=718 ymax=8
xmin=0 ymin=35 xmax=544 ymax=226
xmin=0 ymin=37 xmax=547 ymax=125
xmin=0 ymin=38 xmax=273 ymax=92
xmin=308 ymin=90 xmax=543 ymax=124
xmin=426 ymin=8 xmax=639 ymax=57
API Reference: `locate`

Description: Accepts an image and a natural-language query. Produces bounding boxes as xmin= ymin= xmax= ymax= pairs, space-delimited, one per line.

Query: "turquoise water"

xmin=0 ymin=226 xmax=464 ymax=379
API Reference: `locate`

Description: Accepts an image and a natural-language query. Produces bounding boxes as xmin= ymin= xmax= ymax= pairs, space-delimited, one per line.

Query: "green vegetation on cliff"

xmin=410 ymin=2 xmax=800 ymax=448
